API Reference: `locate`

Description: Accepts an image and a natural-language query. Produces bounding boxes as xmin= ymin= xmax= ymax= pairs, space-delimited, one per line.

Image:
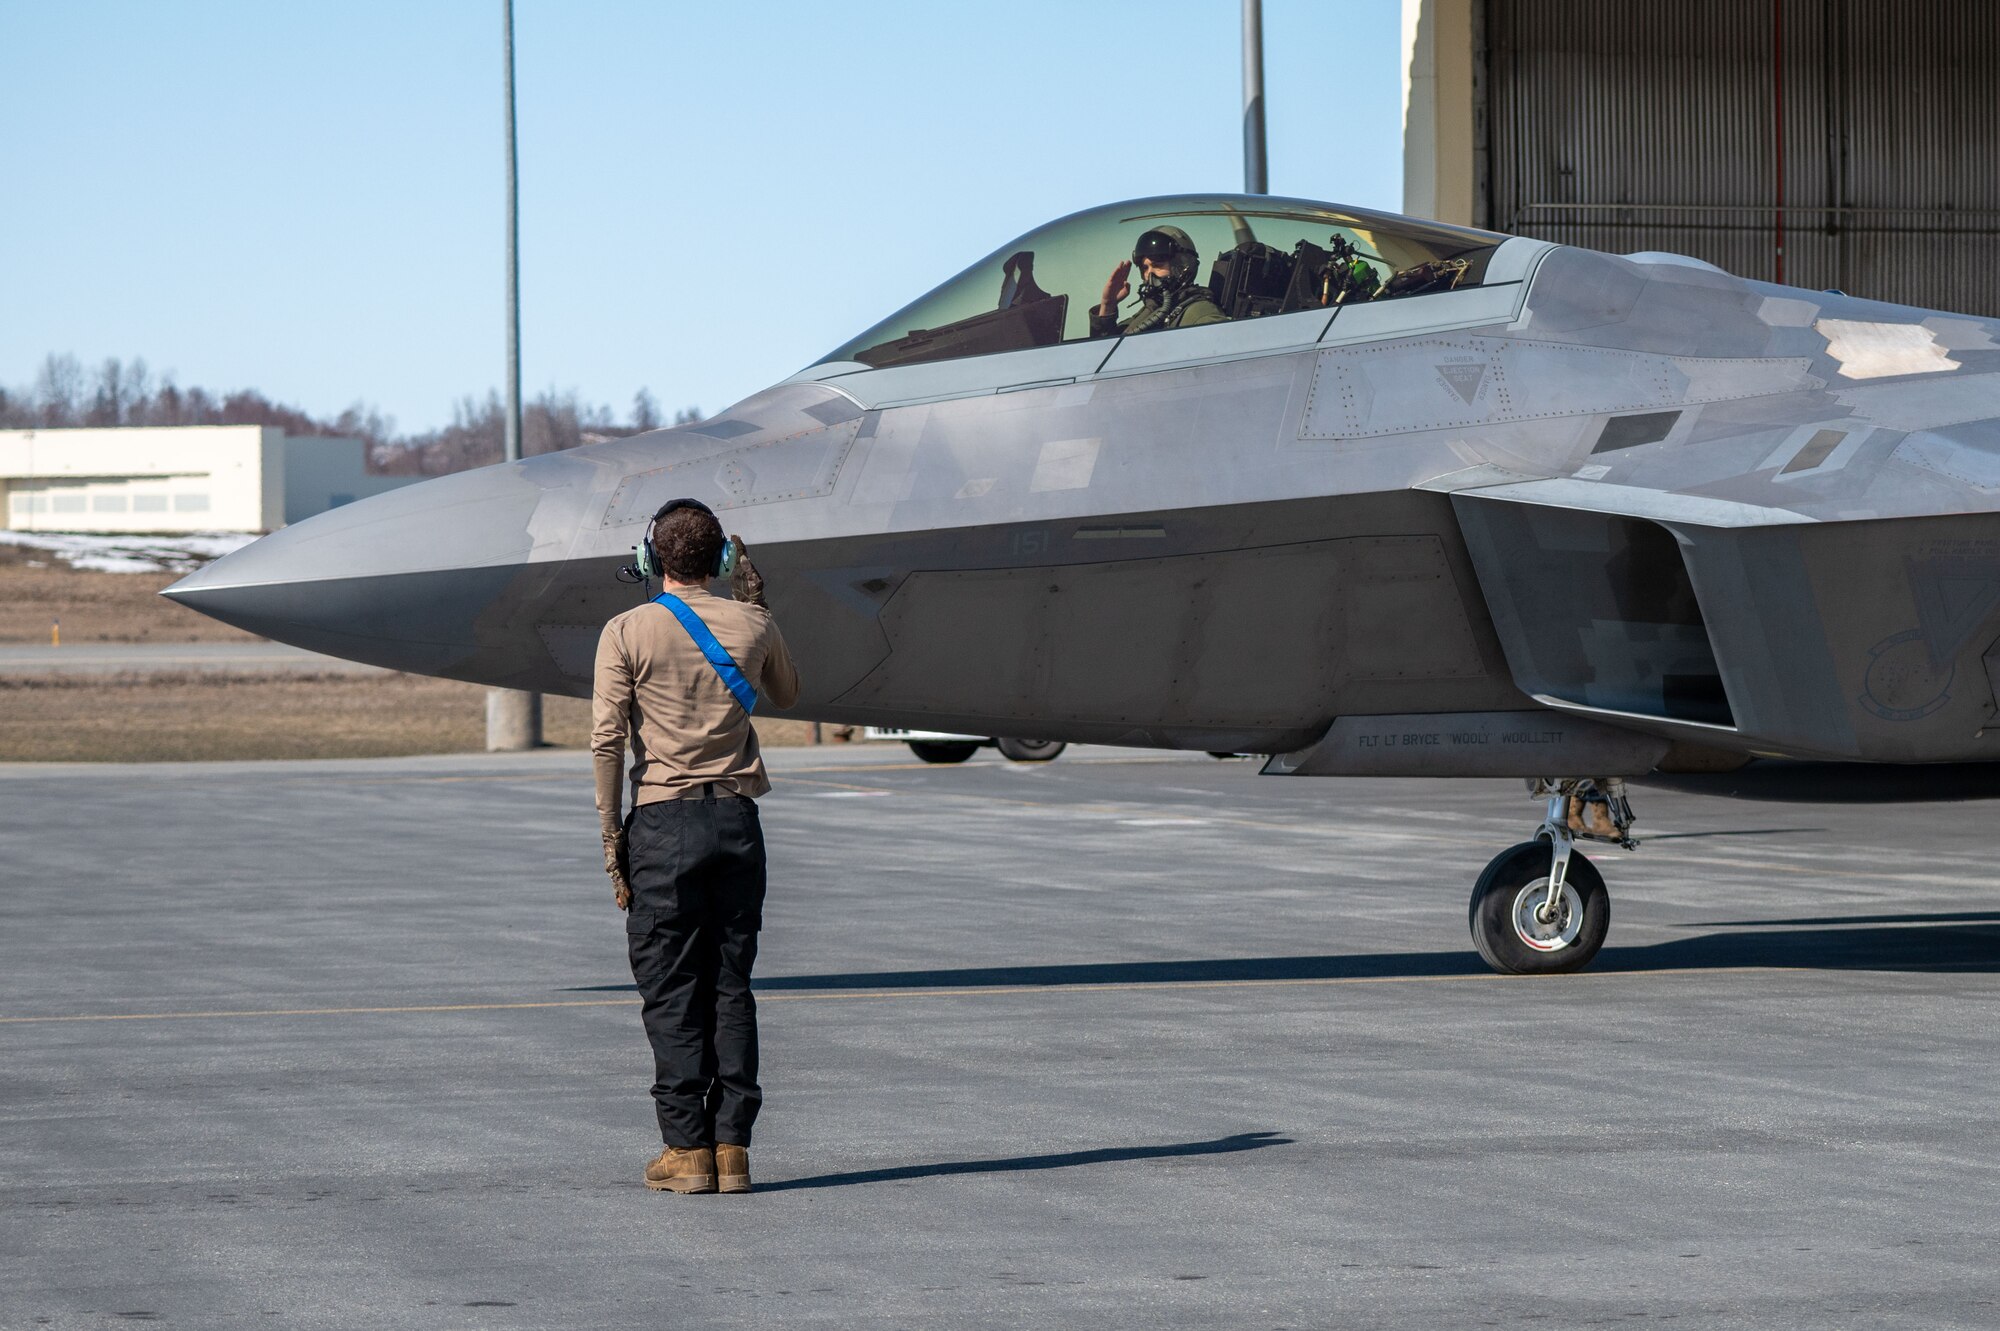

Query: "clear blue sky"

xmin=0 ymin=1 xmax=1406 ymax=433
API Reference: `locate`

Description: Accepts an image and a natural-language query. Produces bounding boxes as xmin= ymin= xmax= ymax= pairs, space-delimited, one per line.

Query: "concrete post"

xmin=486 ymin=689 xmax=542 ymax=752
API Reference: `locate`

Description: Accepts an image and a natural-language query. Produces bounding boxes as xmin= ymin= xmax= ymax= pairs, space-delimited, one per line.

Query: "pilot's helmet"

xmin=1132 ymin=226 xmax=1201 ymax=287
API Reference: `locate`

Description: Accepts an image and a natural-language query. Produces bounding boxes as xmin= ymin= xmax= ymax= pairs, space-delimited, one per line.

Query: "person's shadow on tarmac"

xmin=755 ymin=1131 xmax=1292 ymax=1193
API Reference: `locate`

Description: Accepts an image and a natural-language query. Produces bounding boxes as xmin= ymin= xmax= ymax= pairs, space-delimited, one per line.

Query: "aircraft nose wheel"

xmin=1469 ymin=842 xmax=1610 ymax=975
xmin=1511 ymin=876 xmax=1583 ymax=951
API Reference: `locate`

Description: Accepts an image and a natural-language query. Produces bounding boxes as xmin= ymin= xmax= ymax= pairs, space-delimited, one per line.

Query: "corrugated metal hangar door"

xmin=1484 ymin=0 xmax=2000 ymax=315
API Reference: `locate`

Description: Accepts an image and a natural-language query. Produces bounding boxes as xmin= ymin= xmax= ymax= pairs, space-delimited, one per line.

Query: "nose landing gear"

xmin=1468 ymin=778 xmax=1635 ymax=975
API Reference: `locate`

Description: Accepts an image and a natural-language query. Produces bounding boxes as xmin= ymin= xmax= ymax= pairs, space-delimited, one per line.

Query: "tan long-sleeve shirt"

xmin=591 ymin=584 xmax=801 ymax=844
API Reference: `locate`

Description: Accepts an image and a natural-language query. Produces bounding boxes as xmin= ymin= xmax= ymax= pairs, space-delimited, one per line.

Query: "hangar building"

xmin=0 ymin=425 xmax=418 ymax=535
xmin=1403 ymin=0 xmax=2000 ymax=315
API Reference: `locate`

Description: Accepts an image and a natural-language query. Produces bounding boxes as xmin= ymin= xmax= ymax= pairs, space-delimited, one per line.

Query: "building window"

xmin=94 ymin=494 xmax=129 ymax=513
xmin=8 ymin=493 xmax=29 ymax=514
xmin=52 ymin=494 xmax=87 ymax=513
xmin=173 ymin=493 xmax=211 ymax=513
xmin=133 ymin=495 xmax=169 ymax=513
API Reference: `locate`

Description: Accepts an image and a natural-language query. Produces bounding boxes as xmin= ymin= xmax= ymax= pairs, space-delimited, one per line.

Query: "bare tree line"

xmin=0 ymin=354 xmax=699 ymax=476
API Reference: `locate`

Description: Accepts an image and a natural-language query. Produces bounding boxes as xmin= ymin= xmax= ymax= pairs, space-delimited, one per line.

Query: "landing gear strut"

xmin=1468 ymin=778 xmax=1636 ymax=975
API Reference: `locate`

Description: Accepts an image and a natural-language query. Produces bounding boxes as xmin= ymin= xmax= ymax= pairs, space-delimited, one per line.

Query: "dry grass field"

xmin=0 ymin=543 xmax=257 ymax=644
xmin=0 ymin=672 xmax=580 ymax=762
xmin=0 ymin=671 xmax=819 ymax=762
xmin=0 ymin=548 xmax=821 ymax=761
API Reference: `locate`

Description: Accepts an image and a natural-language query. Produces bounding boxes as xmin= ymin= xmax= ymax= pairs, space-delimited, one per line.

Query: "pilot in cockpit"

xmin=1089 ymin=226 xmax=1226 ymax=338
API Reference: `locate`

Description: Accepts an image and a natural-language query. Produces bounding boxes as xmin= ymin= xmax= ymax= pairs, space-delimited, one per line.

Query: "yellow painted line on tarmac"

xmin=0 ymin=965 xmax=1807 ymax=1027
xmin=0 ymin=998 xmax=638 ymax=1024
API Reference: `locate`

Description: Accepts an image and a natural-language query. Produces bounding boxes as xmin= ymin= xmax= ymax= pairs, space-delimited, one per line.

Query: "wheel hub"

xmin=1511 ymin=879 xmax=1584 ymax=952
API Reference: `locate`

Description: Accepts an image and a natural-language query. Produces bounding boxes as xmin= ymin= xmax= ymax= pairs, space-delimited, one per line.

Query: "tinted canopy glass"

xmin=818 ymin=194 xmax=1508 ymax=370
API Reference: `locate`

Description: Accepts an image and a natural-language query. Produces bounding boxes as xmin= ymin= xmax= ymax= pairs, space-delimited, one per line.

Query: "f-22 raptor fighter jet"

xmin=167 ymin=193 xmax=2000 ymax=976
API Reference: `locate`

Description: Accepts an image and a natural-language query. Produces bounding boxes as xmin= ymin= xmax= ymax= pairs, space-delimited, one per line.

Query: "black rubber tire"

xmin=996 ymin=738 xmax=1065 ymax=762
xmin=908 ymin=741 xmax=980 ymax=764
xmin=1468 ymin=841 xmax=1610 ymax=975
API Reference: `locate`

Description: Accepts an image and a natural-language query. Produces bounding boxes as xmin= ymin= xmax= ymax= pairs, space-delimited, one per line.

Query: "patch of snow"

xmin=68 ymin=554 xmax=173 ymax=573
xmin=0 ymin=530 xmax=259 ymax=573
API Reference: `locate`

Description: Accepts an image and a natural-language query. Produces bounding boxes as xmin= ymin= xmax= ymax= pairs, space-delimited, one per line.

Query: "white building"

xmin=0 ymin=425 xmax=420 ymax=534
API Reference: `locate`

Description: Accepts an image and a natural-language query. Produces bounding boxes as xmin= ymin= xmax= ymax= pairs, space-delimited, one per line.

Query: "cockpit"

xmin=818 ymin=194 xmax=1509 ymax=371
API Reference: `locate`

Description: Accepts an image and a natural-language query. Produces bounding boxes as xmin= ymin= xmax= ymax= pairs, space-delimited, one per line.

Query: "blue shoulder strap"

xmin=653 ymin=593 xmax=758 ymax=715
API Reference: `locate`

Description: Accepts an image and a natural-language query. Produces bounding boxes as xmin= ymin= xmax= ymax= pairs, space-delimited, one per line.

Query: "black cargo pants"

xmin=624 ymin=788 xmax=765 ymax=1149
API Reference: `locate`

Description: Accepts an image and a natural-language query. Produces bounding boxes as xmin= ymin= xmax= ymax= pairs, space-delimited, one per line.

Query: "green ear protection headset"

xmin=632 ymin=497 xmax=739 ymax=582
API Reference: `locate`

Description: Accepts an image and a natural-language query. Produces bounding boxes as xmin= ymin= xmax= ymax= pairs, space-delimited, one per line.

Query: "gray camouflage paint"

xmin=167 ymin=197 xmax=2000 ymax=776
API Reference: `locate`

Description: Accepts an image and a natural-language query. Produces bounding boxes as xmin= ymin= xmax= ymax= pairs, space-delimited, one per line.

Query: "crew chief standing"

xmin=592 ymin=498 xmax=799 ymax=1196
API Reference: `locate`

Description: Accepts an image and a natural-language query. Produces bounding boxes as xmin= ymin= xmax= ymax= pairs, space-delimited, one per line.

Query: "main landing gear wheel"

xmin=908 ymin=741 xmax=980 ymax=764
xmin=1469 ymin=841 xmax=1610 ymax=975
xmin=996 ymin=738 xmax=1066 ymax=762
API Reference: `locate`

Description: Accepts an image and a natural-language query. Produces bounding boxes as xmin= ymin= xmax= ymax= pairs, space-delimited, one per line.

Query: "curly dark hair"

xmin=653 ymin=504 xmax=725 ymax=583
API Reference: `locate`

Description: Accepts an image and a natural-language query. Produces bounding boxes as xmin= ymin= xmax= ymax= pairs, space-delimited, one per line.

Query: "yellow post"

xmin=51 ymin=618 xmax=59 ymax=648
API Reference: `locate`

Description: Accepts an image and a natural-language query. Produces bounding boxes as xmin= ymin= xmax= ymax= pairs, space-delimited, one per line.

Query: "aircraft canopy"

xmin=819 ymin=194 xmax=1509 ymax=371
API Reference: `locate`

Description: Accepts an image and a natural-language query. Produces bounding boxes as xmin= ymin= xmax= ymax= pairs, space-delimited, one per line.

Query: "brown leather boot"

xmin=644 ymin=1145 xmax=716 ymax=1194
xmin=715 ymin=1143 xmax=751 ymax=1194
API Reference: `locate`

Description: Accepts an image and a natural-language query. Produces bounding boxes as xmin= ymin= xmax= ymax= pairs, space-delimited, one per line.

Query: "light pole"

xmin=1242 ymin=0 xmax=1267 ymax=194
xmin=487 ymin=0 xmax=542 ymax=751
xmin=503 ymin=0 xmax=522 ymax=466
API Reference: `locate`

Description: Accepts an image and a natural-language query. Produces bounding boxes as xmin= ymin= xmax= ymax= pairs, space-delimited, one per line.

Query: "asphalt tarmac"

xmin=4 ymin=745 xmax=1998 ymax=1329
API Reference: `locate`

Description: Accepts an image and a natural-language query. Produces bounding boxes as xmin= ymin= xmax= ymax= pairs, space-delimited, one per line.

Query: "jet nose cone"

xmin=164 ymin=461 xmax=559 ymax=678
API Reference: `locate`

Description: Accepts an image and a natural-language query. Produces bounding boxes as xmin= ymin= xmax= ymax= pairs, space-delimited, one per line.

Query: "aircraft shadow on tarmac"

xmin=565 ymin=911 xmax=2000 ymax=993
xmin=1595 ymin=913 xmax=2000 ymax=973
xmin=757 ymin=1131 xmax=1292 ymax=1193
xmin=1642 ymin=760 xmax=2000 ymax=803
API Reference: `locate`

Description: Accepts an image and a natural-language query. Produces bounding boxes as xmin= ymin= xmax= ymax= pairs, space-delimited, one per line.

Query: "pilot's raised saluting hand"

xmin=1098 ymin=259 xmax=1132 ymax=318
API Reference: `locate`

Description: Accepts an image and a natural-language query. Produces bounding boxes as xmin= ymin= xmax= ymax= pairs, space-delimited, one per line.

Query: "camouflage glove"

xmin=730 ymin=542 xmax=767 ymax=608
xmin=604 ymin=834 xmax=632 ymax=912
